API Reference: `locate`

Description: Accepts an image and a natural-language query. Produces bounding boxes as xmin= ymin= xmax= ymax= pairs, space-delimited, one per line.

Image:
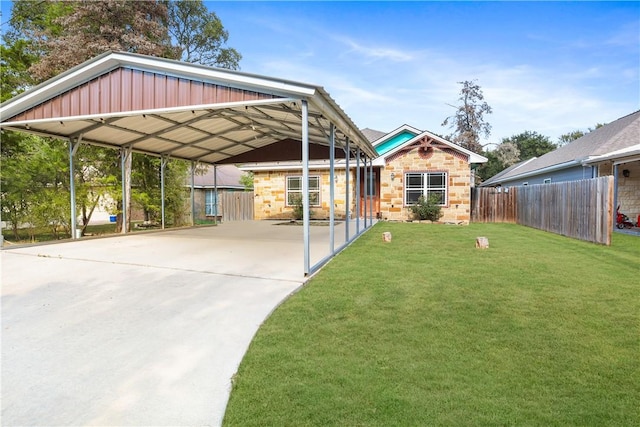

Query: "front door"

xmin=359 ymin=168 xmax=380 ymax=218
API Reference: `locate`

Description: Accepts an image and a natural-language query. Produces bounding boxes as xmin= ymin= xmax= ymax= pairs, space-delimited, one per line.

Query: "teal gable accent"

xmin=375 ymin=131 xmax=417 ymax=156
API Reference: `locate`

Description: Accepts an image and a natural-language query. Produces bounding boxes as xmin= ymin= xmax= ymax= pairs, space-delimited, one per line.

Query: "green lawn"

xmin=224 ymin=223 xmax=639 ymax=426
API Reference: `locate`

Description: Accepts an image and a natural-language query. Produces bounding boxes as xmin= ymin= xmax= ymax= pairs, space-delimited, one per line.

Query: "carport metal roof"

xmin=0 ymin=51 xmax=378 ymax=276
xmin=0 ymin=51 xmax=377 ymax=161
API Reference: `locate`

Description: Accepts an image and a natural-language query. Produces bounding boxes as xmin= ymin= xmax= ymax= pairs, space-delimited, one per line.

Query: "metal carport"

xmin=0 ymin=51 xmax=378 ymax=275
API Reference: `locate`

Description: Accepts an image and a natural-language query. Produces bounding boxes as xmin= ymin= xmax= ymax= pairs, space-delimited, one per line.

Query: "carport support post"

xmin=356 ymin=147 xmax=361 ymax=233
xmin=364 ymin=156 xmax=368 ymax=228
xmin=69 ymin=138 xmax=79 ymax=239
xmin=345 ymin=138 xmax=350 ymax=241
xmin=369 ymin=157 xmax=374 ymax=224
xmin=121 ymin=146 xmax=132 ymax=234
xmin=302 ymin=100 xmax=310 ymax=275
xmin=329 ymin=124 xmax=335 ymax=253
xmin=160 ymin=156 xmax=168 ymax=230
xmin=190 ymin=161 xmax=196 ymax=226
xmin=214 ymin=164 xmax=218 ymax=225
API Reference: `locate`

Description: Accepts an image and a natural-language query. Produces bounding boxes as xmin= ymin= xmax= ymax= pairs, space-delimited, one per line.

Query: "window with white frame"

xmin=205 ymin=190 xmax=218 ymax=216
xmin=404 ymin=172 xmax=447 ymax=205
xmin=287 ymin=176 xmax=320 ymax=206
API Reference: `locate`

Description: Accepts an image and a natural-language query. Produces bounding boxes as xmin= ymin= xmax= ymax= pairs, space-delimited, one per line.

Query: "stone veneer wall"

xmin=379 ymin=148 xmax=472 ymax=223
xmin=615 ymin=161 xmax=640 ymax=223
xmin=253 ymin=169 xmax=356 ymax=220
xmin=597 ymin=160 xmax=640 ymax=223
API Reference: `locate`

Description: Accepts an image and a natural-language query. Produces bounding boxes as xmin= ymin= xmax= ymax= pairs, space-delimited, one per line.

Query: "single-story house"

xmin=481 ymin=110 xmax=640 ymax=225
xmin=192 ymin=165 xmax=245 ymax=221
xmin=241 ymin=125 xmax=487 ymax=224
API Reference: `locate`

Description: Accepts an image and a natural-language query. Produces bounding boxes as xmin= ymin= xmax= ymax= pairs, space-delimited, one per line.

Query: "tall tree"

xmin=501 ymin=131 xmax=556 ymax=161
xmin=442 ymin=80 xmax=492 ymax=154
xmin=27 ymin=0 xmax=175 ymax=81
xmin=494 ymin=141 xmax=520 ymax=167
xmin=168 ymin=0 xmax=241 ymax=69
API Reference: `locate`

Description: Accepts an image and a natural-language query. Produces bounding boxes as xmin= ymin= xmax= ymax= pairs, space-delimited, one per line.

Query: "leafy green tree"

xmin=442 ymin=80 xmax=492 ymax=154
xmin=0 ymin=40 xmax=37 ymax=102
xmin=168 ymin=0 xmax=241 ymax=69
xmin=128 ymin=155 xmax=190 ymax=226
xmin=0 ymin=136 xmax=70 ymax=240
xmin=501 ymin=131 xmax=556 ymax=161
xmin=476 ymin=150 xmax=505 ymax=183
xmin=240 ymin=171 xmax=254 ymax=190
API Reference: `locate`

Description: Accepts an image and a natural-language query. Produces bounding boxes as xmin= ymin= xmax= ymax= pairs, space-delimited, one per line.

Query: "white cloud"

xmin=230 ymin=5 xmax=638 ymax=145
xmin=337 ymin=37 xmax=415 ymax=63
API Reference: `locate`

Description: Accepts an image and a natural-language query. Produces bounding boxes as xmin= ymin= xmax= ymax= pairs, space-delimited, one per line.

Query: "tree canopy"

xmin=476 ymin=131 xmax=557 ymax=182
xmin=442 ymin=80 xmax=492 ymax=154
xmin=5 ymin=0 xmax=241 ymax=83
xmin=168 ymin=0 xmax=242 ymax=69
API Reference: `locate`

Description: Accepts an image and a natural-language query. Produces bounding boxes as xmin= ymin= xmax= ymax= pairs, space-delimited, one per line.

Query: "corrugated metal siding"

xmin=7 ymin=67 xmax=281 ymax=122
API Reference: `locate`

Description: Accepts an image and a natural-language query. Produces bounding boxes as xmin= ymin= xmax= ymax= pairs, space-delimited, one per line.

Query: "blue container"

xmin=109 ymin=215 xmax=117 ymax=223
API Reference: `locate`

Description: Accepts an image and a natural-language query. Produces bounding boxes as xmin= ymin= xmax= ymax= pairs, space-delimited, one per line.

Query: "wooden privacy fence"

xmin=471 ymin=186 xmax=518 ymax=223
xmin=220 ymin=191 xmax=254 ymax=221
xmin=472 ymin=176 xmax=614 ymax=245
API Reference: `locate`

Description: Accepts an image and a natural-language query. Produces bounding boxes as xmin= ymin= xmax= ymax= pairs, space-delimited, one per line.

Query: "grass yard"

xmin=224 ymin=223 xmax=639 ymax=426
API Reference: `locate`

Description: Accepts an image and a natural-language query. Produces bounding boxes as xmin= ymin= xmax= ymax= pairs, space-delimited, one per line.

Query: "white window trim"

xmin=286 ymin=175 xmax=321 ymax=207
xmin=543 ymin=178 xmax=552 ymax=184
xmin=404 ymin=171 xmax=448 ymax=206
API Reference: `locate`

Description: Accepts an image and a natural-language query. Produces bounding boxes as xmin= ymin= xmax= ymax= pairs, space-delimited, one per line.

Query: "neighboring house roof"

xmin=361 ymin=128 xmax=388 ymax=143
xmin=480 ymin=158 xmax=537 ymax=187
xmin=483 ymin=110 xmax=640 ymax=185
xmin=193 ymin=165 xmax=245 ymax=189
xmin=583 ymin=143 xmax=640 ymax=165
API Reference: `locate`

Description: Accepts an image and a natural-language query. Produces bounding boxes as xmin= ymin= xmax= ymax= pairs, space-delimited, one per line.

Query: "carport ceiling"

xmin=0 ymin=51 xmax=377 ymax=163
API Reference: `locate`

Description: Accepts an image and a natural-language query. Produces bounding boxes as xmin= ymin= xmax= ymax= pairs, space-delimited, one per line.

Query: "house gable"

xmin=373 ymin=130 xmax=487 ymax=166
xmin=375 ymin=130 xmax=418 ymax=156
xmin=6 ymin=67 xmax=281 ymax=123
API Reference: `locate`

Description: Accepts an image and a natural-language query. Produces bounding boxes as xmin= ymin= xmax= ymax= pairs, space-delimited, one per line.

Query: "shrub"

xmin=290 ymin=195 xmax=317 ymax=220
xmin=410 ymin=194 xmax=443 ymax=221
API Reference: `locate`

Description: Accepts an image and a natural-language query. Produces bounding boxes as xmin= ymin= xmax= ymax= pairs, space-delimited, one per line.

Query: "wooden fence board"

xmin=220 ymin=192 xmax=254 ymax=221
xmin=472 ymin=176 xmax=613 ymax=245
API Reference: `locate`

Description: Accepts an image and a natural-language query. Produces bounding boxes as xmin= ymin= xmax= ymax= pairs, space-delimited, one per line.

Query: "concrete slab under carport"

xmin=1 ymin=221 xmax=358 ymax=426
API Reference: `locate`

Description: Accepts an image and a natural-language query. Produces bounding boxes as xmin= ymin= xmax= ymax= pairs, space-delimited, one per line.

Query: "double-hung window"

xmin=205 ymin=190 xmax=218 ymax=216
xmin=287 ymin=176 xmax=320 ymax=206
xmin=404 ymin=172 xmax=447 ymax=205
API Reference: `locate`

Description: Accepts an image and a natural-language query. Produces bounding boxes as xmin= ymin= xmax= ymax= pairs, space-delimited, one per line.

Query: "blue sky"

xmin=2 ymin=1 xmax=638 ymax=146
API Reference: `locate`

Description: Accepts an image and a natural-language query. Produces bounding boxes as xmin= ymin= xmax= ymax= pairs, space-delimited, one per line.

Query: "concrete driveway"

xmin=1 ymin=221 xmax=350 ymax=426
